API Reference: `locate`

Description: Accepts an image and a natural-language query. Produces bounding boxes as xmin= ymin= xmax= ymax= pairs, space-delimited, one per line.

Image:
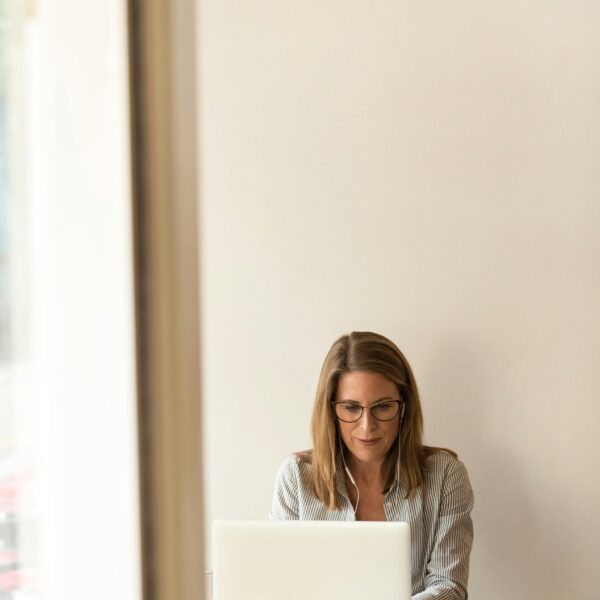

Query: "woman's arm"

xmin=269 ymin=456 xmax=301 ymax=520
xmin=413 ymin=459 xmax=474 ymax=600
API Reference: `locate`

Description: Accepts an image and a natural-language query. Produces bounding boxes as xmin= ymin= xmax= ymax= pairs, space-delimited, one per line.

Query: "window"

xmin=0 ymin=2 xmax=40 ymax=598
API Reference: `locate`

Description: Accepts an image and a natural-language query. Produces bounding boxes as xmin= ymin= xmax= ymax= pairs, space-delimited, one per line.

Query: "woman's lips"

xmin=356 ymin=438 xmax=380 ymax=446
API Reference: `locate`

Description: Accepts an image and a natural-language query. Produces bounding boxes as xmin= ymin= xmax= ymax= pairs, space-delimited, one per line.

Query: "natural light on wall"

xmin=1 ymin=1 xmax=141 ymax=599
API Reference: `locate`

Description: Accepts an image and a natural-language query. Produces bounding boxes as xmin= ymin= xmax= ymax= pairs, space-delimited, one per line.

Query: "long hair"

xmin=300 ymin=331 xmax=455 ymax=511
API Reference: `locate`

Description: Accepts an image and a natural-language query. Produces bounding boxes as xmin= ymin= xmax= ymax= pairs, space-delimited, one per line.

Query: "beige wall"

xmin=198 ymin=2 xmax=600 ymax=598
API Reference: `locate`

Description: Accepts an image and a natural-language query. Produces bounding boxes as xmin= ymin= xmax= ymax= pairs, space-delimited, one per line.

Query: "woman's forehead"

xmin=336 ymin=370 xmax=398 ymax=400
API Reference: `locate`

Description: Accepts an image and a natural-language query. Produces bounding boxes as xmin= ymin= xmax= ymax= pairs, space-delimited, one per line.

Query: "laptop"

xmin=212 ymin=520 xmax=411 ymax=600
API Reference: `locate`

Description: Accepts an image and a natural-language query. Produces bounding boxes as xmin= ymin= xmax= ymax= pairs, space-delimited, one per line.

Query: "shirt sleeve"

xmin=269 ymin=456 xmax=301 ymax=520
xmin=412 ymin=458 xmax=474 ymax=600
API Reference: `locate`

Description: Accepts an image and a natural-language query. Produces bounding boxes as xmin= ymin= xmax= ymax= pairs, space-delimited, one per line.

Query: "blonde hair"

xmin=299 ymin=331 xmax=455 ymax=511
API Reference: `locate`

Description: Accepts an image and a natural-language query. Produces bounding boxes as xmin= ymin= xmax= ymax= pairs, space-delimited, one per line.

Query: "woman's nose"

xmin=357 ymin=408 xmax=377 ymax=430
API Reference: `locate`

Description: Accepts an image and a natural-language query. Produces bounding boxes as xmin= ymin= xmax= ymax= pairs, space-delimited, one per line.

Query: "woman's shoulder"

xmin=424 ymin=448 xmax=472 ymax=495
xmin=423 ymin=447 xmax=471 ymax=483
xmin=272 ymin=452 xmax=313 ymax=510
xmin=275 ymin=451 xmax=312 ymax=480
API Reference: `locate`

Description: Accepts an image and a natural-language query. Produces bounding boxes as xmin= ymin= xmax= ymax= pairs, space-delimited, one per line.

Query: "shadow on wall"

xmin=420 ymin=336 xmax=573 ymax=598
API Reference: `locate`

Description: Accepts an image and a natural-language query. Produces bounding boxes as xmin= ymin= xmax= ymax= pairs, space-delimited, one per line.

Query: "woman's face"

xmin=335 ymin=370 xmax=401 ymax=467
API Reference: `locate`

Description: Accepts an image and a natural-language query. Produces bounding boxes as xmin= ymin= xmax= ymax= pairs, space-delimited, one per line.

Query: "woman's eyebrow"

xmin=338 ymin=396 xmax=395 ymax=404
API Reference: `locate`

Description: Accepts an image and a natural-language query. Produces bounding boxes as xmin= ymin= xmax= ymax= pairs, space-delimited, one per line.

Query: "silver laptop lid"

xmin=212 ymin=520 xmax=411 ymax=600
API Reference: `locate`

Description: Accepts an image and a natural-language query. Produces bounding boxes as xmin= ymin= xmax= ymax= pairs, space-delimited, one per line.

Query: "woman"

xmin=271 ymin=331 xmax=474 ymax=600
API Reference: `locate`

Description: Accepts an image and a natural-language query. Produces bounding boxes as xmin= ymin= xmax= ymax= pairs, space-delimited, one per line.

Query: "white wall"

xmin=198 ymin=2 xmax=600 ymax=598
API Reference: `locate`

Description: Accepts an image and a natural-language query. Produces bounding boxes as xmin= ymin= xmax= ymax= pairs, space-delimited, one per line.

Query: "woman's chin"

xmin=349 ymin=441 xmax=388 ymax=463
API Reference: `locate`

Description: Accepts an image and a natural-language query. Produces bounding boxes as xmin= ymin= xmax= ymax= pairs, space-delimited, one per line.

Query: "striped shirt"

xmin=270 ymin=450 xmax=474 ymax=600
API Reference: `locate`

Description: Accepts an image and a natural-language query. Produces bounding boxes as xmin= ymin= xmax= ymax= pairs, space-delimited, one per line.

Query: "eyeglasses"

xmin=332 ymin=400 xmax=403 ymax=423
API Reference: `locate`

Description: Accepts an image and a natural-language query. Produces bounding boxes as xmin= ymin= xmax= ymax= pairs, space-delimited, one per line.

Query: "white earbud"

xmin=344 ymin=464 xmax=356 ymax=486
xmin=396 ymin=399 xmax=406 ymax=483
xmin=338 ymin=430 xmax=360 ymax=515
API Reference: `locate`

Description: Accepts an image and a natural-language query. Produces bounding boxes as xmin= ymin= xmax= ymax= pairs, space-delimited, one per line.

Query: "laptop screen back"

xmin=212 ymin=520 xmax=411 ymax=600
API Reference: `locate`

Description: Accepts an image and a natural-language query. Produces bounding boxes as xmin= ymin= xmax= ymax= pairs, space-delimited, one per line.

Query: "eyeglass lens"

xmin=334 ymin=401 xmax=400 ymax=422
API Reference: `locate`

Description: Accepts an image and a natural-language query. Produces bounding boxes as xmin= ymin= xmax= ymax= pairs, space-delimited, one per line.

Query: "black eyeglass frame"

xmin=331 ymin=399 xmax=404 ymax=423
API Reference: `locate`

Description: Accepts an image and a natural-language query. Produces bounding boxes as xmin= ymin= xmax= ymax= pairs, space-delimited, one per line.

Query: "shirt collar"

xmin=335 ymin=451 xmax=403 ymax=497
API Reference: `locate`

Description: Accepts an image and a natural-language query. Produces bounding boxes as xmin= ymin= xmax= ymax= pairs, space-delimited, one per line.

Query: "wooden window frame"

xmin=128 ymin=1 xmax=204 ymax=598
